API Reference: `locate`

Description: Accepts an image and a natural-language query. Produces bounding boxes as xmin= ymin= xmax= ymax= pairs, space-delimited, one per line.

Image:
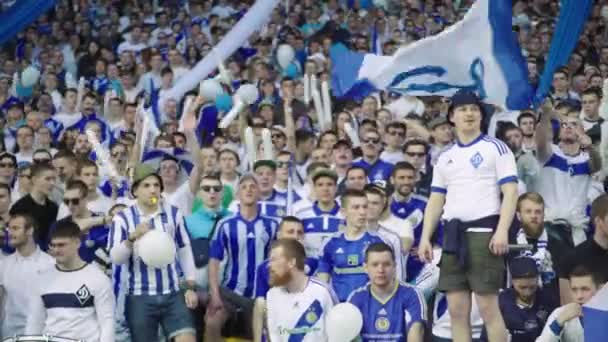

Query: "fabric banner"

xmin=330 ymin=0 xmax=534 ymax=110
xmin=533 ymin=0 xmax=593 ymax=106
xmin=0 ymin=0 xmax=56 ymax=45
xmin=583 ymin=283 xmax=608 ymax=341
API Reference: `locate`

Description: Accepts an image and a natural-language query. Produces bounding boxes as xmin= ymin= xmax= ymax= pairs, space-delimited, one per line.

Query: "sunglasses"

xmin=276 ymin=161 xmax=290 ymax=168
xmin=0 ymin=162 xmax=15 ymax=168
xmin=363 ymin=139 xmax=380 ymax=144
xmin=63 ymin=198 xmax=80 ymax=206
xmin=271 ymin=134 xmax=284 ymax=139
xmin=201 ymin=185 xmax=222 ymax=193
xmin=33 ymin=158 xmax=51 ymax=164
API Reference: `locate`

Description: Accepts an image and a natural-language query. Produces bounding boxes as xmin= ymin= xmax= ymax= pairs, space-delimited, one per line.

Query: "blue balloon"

xmin=215 ymin=93 xmax=233 ymax=112
xmin=283 ymin=63 xmax=299 ymax=78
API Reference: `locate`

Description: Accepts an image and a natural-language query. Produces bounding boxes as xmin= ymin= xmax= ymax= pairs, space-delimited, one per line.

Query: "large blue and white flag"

xmin=330 ymin=0 xmax=534 ymax=111
xmin=583 ymin=283 xmax=608 ymax=341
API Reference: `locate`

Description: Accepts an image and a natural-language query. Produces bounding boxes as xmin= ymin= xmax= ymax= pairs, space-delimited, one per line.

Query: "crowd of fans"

xmin=0 ymin=0 xmax=607 ymax=341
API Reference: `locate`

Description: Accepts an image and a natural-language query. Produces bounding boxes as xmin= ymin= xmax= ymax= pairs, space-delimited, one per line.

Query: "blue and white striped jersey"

xmin=295 ymin=201 xmax=345 ymax=259
xmin=209 ymin=213 xmax=278 ymax=298
xmin=108 ymin=202 xmax=191 ymax=296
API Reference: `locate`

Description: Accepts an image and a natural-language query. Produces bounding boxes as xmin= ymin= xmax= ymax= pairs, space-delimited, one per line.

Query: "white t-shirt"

xmin=431 ymin=134 xmax=517 ymax=222
xmin=25 ymin=264 xmax=115 ymax=342
xmin=537 ymin=144 xmax=592 ymax=229
xmin=266 ymin=277 xmax=338 ymax=342
xmin=0 ymin=247 xmax=55 ymax=338
xmin=164 ymin=182 xmax=194 ymax=216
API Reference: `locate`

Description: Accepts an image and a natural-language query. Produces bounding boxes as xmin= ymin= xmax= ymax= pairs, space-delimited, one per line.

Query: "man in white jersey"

xmin=266 ymin=239 xmax=338 ymax=342
xmin=108 ymin=164 xmax=198 ymax=342
xmin=535 ymin=100 xmax=601 ymax=245
xmin=26 ymin=220 xmax=114 ymax=342
xmin=419 ymin=90 xmax=519 ymax=342
xmin=0 ymin=214 xmax=54 ymax=338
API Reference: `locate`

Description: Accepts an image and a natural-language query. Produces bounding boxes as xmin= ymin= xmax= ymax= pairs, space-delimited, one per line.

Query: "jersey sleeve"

xmin=495 ymin=147 xmax=518 ymax=186
xmin=209 ymin=221 xmax=227 ymax=260
xmin=94 ymin=272 xmax=116 ymax=342
xmin=317 ymin=239 xmax=334 ymax=274
xmin=265 ymin=290 xmax=281 ymax=342
xmin=172 ymin=207 xmax=191 ymax=249
xmin=404 ymin=287 xmax=427 ymax=333
xmin=108 ymin=212 xmax=128 ymax=250
xmin=255 ymin=263 xmax=269 ymax=298
xmin=25 ymin=280 xmax=46 ymax=335
xmin=536 ymin=307 xmax=563 ymax=342
xmin=430 ymin=159 xmax=448 ymax=194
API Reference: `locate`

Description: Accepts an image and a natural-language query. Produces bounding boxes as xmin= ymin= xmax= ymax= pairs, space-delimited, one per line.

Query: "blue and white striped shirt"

xmin=209 ymin=213 xmax=278 ymax=299
xmin=295 ymin=201 xmax=345 ymax=259
xmin=108 ymin=202 xmax=191 ymax=296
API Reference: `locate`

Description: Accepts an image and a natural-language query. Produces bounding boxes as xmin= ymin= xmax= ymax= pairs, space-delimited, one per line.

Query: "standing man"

xmin=265 ymin=239 xmax=337 ymax=342
xmin=348 ymin=242 xmax=426 ymax=342
xmin=10 ymin=162 xmax=58 ymax=250
xmin=205 ymin=174 xmax=278 ymax=341
xmin=0 ymin=214 xmax=54 ymax=338
xmin=317 ymin=189 xmax=384 ymax=302
xmin=108 ymin=164 xmax=198 ymax=342
xmin=26 ymin=220 xmax=114 ymax=342
xmin=419 ymin=90 xmax=519 ymax=342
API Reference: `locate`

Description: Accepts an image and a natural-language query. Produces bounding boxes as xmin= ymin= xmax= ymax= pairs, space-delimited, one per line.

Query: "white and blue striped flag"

xmin=583 ymin=283 xmax=608 ymax=341
xmin=330 ymin=0 xmax=534 ymax=111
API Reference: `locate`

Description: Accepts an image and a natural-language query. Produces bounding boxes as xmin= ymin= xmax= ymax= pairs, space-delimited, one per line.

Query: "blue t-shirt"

xmin=317 ymin=231 xmax=383 ymax=301
xmin=348 ymin=281 xmax=426 ymax=341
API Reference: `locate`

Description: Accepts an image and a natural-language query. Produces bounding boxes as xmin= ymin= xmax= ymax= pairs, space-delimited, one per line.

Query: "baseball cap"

xmin=509 ymin=257 xmax=539 ymax=279
xmin=253 ymin=160 xmax=277 ymax=171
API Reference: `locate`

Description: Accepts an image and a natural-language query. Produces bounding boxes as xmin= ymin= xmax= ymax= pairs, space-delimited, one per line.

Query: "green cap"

xmin=253 ymin=160 xmax=277 ymax=171
xmin=131 ymin=164 xmax=163 ymax=196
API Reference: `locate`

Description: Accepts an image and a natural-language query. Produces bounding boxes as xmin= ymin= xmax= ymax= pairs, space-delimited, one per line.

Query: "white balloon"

xmin=137 ymin=230 xmax=176 ymax=268
xmin=21 ymin=66 xmax=40 ymax=88
xmin=199 ymin=79 xmax=224 ymax=101
xmin=277 ymin=44 xmax=295 ymax=69
xmin=236 ymin=84 xmax=259 ymax=105
xmin=326 ymin=303 xmax=363 ymax=342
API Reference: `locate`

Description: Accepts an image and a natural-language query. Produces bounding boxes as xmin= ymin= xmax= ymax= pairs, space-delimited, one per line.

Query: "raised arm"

xmin=536 ymin=100 xmax=555 ymax=164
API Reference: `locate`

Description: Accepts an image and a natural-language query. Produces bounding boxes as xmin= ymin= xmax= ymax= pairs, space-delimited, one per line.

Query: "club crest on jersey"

xmin=305 ymin=310 xmax=319 ymax=324
xmin=347 ymin=254 xmax=359 ymax=266
xmin=375 ymin=317 xmax=391 ymax=332
xmin=470 ymin=152 xmax=483 ymax=169
xmin=75 ymin=284 xmax=92 ymax=306
xmin=276 ymin=208 xmax=285 ymax=217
